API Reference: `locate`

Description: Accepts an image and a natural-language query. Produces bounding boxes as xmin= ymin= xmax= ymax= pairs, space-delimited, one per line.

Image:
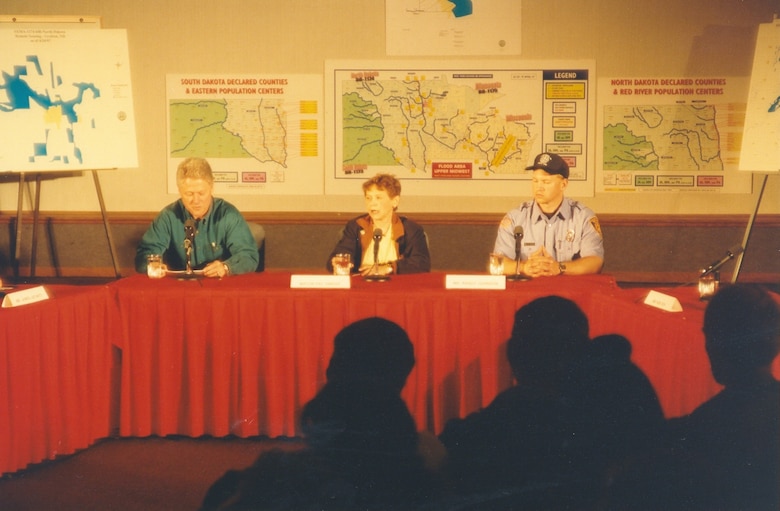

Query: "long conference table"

xmin=3 ymin=271 xmax=779 ymax=475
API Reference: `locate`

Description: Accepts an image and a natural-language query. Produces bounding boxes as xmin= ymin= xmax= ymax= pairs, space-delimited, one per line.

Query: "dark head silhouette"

xmin=301 ymin=317 xmax=418 ymax=453
xmin=703 ymin=285 xmax=780 ymax=387
xmin=325 ymin=316 xmax=415 ymax=393
xmin=506 ymin=295 xmax=589 ymax=389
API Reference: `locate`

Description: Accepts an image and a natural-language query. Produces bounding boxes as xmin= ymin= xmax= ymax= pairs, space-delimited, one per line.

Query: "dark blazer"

xmin=327 ymin=214 xmax=431 ymax=274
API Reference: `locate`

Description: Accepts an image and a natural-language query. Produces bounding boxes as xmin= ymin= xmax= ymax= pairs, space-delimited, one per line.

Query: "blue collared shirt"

xmin=493 ymin=198 xmax=604 ymax=262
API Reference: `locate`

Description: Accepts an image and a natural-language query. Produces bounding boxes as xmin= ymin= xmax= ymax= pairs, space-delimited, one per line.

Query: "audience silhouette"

xmin=199 ymin=317 xmax=442 ymax=511
xmin=608 ymin=284 xmax=780 ymax=510
xmin=438 ymin=296 xmax=664 ymax=510
xmin=199 ymin=287 xmax=779 ymax=510
xmin=564 ymin=333 xmax=666 ymax=501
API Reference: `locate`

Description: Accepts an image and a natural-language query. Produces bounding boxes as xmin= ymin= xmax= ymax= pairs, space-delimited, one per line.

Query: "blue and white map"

xmin=740 ymin=20 xmax=780 ymax=172
xmin=386 ymin=0 xmax=521 ymax=56
xmin=0 ymin=28 xmax=137 ymax=172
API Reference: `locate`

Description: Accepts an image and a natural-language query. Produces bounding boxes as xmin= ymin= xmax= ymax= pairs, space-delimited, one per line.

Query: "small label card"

xmin=2 ymin=285 xmax=50 ymax=308
xmin=445 ymin=274 xmax=506 ymax=290
xmin=643 ymin=290 xmax=683 ymax=312
xmin=290 ymin=274 xmax=351 ymax=289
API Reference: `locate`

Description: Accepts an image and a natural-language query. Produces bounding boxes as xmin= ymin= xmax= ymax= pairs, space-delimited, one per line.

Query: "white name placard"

xmin=643 ymin=290 xmax=683 ymax=312
xmin=290 ymin=275 xmax=351 ymax=289
xmin=2 ymin=285 xmax=50 ymax=308
xmin=445 ymin=274 xmax=506 ymax=290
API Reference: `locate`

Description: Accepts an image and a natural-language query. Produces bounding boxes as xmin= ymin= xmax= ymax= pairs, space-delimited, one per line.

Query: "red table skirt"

xmin=0 ymin=285 xmax=117 ymax=475
xmin=5 ymin=273 xmax=777 ymax=475
xmin=110 ymin=272 xmax=772 ymax=439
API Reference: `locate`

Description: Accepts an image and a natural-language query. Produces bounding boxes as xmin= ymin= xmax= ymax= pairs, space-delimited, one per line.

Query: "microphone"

xmin=184 ymin=219 xmax=196 ymax=242
xmin=372 ymin=228 xmax=382 ymax=266
xmin=364 ymin=228 xmax=389 ymax=281
xmin=184 ymin=219 xmax=196 ymax=274
xmin=507 ymin=226 xmax=525 ymax=280
xmin=513 ymin=226 xmax=524 ymax=262
xmin=700 ymin=244 xmax=744 ymax=277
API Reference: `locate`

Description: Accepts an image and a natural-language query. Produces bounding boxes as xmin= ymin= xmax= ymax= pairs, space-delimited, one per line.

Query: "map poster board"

xmin=385 ymin=0 xmax=521 ymax=56
xmin=166 ymin=74 xmax=323 ymax=195
xmin=325 ymin=60 xmax=596 ymax=197
xmin=597 ymin=76 xmax=752 ymax=193
xmin=740 ymin=19 xmax=780 ymax=173
xmin=0 ymin=27 xmax=138 ymax=171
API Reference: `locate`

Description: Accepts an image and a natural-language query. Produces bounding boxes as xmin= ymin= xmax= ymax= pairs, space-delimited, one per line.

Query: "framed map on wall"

xmin=165 ymin=73 xmax=323 ymax=195
xmin=596 ymin=75 xmax=752 ymax=193
xmin=325 ymin=60 xmax=596 ymax=197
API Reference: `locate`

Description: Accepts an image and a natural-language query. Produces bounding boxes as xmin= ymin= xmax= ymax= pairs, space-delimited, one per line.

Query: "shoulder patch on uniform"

xmin=499 ymin=216 xmax=513 ymax=230
xmin=590 ymin=217 xmax=603 ymax=238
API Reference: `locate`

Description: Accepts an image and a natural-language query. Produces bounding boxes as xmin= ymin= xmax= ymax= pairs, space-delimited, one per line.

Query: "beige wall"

xmin=1 ymin=0 xmax=778 ymax=217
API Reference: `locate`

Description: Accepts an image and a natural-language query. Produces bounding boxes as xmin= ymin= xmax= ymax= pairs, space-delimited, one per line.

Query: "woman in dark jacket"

xmin=327 ymin=173 xmax=430 ymax=276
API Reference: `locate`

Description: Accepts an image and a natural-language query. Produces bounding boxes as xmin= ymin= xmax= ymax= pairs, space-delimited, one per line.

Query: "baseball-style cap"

xmin=525 ymin=152 xmax=569 ymax=179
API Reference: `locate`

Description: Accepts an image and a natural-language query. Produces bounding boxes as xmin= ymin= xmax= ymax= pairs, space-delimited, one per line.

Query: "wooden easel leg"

xmin=30 ymin=174 xmax=42 ymax=277
xmin=92 ymin=170 xmax=122 ymax=279
xmin=732 ymin=173 xmax=768 ymax=284
xmin=13 ymin=172 xmax=25 ymax=278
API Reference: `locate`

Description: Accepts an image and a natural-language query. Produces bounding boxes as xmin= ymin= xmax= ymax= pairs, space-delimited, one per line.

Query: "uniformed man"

xmin=493 ymin=152 xmax=603 ymax=277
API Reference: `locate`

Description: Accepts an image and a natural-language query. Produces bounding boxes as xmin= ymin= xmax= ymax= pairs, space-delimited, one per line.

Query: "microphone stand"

xmin=184 ymin=239 xmax=193 ymax=274
xmin=700 ymin=245 xmax=744 ymax=278
xmin=364 ymin=228 xmax=389 ymax=282
xmin=184 ymin=220 xmax=196 ymax=275
xmin=678 ymin=244 xmax=744 ymax=287
xmin=506 ymin=230 xmax=526 ymax=281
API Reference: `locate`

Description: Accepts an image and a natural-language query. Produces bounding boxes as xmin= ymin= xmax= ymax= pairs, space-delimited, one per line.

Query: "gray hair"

xmin=176 ymin=157 xmax=214 ymax=184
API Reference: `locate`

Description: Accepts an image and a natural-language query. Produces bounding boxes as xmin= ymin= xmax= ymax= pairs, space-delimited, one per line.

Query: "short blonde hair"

xmin=362 ymin=173 xmax=401 ymax=198
xmin=177 ymin=157 xmax=214 ymax=185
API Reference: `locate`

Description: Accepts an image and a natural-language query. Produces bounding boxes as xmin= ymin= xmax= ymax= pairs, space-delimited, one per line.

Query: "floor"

xmin=0 ymin=436 xmax=303 ymax=511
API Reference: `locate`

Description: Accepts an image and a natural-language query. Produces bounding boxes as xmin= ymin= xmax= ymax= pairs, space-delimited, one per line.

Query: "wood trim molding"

xmin=3 ymin=211 xmax=780 ymax=227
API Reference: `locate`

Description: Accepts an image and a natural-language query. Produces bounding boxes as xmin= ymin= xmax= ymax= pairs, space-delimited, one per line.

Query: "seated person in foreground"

xmin=199 ymin=317 xmax=444 ymax=511
xmin=608 ymin=284 xmax=780 ymax=511
xmin=493 ymin=152 xmax=603 ymax=277
xmin=564 ymin=333 xmax=666 ymax=504
xmin=135 ymin=157 xmax=259 ymax=277
xmin=327 ymin=173 xmax=430 ymax=276
xmin=438 ymin=296 xmax=663 ymax=509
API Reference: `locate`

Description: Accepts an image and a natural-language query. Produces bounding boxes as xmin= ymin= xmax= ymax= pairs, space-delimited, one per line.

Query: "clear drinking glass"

xmin=332 ymin=253 xmax=353 ymax=275
xmin=146 ymin=254 xmax=164 ymax=279
xmin=489 ymin=253 xmax=504 ymax=276
xmin=698 ymin=271 xmax=718 ymax=300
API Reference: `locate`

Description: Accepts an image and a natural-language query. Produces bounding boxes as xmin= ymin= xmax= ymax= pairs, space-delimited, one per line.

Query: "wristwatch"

xmin=558 ymin=262 xmax=567 ymax=276
xmin=222 ymin=263 xmax=230 ymax=276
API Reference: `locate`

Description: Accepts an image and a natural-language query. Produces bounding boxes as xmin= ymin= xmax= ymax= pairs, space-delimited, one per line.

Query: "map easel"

xmin=734 ymin=17 xmax=780 ymax=282
xmin=1 ymin=15 xmax=137 ymax=279
xmin=10 ymin=170 xmax=122 ymax=279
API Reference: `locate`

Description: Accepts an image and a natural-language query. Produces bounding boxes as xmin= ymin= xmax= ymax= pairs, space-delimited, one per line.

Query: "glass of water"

xmin=488 ymin=253 xmax=504 ymax=276
xmin=332 ymin=253 xmax=353 ymax=275
xmin=147 ymin=254 xmax=164 ymax=279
